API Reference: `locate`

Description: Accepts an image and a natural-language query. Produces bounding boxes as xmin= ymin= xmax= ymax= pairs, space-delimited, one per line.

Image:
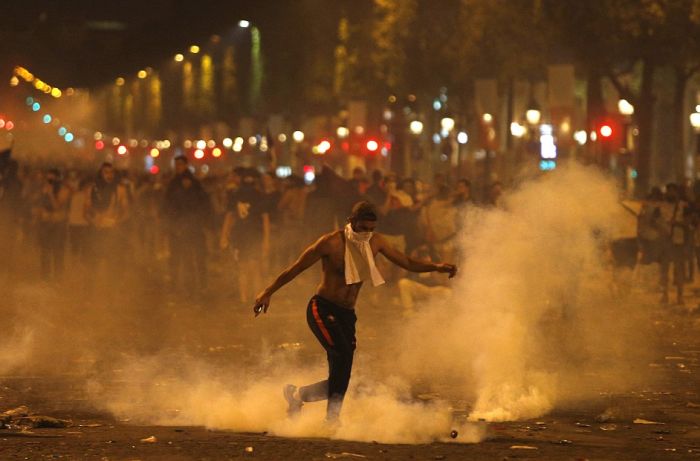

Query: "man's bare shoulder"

xmin=313 ymin=230 xmax=343 ymax=252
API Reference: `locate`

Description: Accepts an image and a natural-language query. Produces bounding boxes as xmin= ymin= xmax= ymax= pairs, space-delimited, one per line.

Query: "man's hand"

xmin=253 ymin=290 xmax=271 ymax=317
xmin=436 ymin=263 xmax=458 ymax=278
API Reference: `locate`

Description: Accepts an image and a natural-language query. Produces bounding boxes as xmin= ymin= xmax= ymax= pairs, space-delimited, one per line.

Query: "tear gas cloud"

xmin=0 ymin=162 xmax=654 ymax=443
xmin=393 ymin=163 xmax=655 ymax=421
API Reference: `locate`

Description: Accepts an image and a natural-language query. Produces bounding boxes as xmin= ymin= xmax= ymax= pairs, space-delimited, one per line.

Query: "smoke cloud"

xmin=0 ymin=162 xmax=654 ymax=444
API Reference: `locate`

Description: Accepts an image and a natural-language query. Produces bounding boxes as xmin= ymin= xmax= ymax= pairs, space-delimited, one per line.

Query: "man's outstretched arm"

xmin=253 ymin=236 xmax=326 ymax=315
xmin=377 ymin=234 xmax=458 ymax=278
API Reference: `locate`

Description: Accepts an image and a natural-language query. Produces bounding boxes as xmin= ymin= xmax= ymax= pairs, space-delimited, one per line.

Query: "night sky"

xmin=0 ymin=0 xmax=276 ymax=88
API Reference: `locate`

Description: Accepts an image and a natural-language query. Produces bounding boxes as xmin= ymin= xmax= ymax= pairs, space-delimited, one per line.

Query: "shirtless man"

xmin=254 ymin=201 xmax=457 ymax=421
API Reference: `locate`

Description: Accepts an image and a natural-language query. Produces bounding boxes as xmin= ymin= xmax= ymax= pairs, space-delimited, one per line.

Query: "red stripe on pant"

xmin=312 ymin=299 xmax=335 ymax=346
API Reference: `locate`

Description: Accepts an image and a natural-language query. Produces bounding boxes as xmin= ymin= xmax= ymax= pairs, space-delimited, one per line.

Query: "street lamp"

xmin=690 ymin=112 xmax=700 ymax=129
xmin=336 ymin=126 xmax=349 ymax=138
xmin=238 ymin=20 xmax=250 ymax=28
xmin=526 ymin=108 xmax=541 ymax=125
xmin=510 ymin=122 xmax=527 ymax=138
xmin=618 ymin=99 xmax=634 ymax=116
xmin=409 ymin=120 xmax=424 ymax=135
xmin=292 ymin=130 xmax=305 ymax=142
xmin=440 ymin=117 xmax=455 ymax=132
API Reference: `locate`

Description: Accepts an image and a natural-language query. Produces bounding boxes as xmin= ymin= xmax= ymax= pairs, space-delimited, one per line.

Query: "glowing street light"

xmin=336 ymin=126 xmax=350 ymax=138
xmin=690 ymin=112 xmax=700 ymax=130
xmin=409 ymin=120 xmax=424 ymax=135
xmin=457 ymin=131 xmax=469 ymax=144
xmin=618 ymin=99 xmax=634 ymax=116
xmin=510 ymin=122 xmax=527 ymax=138
xmin=174 ymin=53 xmax=184 ymax=62
xmin=239 ymin=20 xmax=251 ymax=28
xmin=440 ymin=117 xmax=455 ymax=132
xmin=292 ymin=130 xmax=305 ymax=142
xmin=189 ymin=45 xmax=200 ymax=54
xmin=526 ymin=109 xmax=541 ymax=125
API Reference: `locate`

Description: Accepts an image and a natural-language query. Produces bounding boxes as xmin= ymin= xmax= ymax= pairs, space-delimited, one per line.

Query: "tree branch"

xmin=606 ymin=71 xmax=636 ymax=104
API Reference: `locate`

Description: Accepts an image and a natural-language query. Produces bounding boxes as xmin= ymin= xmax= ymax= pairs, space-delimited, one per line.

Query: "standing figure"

xmin=254 ymin=201 xmax=457 ymax=422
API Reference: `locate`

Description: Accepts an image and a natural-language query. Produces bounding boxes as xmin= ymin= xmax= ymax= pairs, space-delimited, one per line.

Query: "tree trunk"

xmin=634 ymin=60 xmax=656 ymax=197
xmin=671 ymin=67 xmax=688 ymax=182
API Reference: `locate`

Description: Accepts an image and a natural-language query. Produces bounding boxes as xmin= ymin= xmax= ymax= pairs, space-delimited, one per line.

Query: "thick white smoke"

xmin=394 ymin=163 xmax=654 ymax=421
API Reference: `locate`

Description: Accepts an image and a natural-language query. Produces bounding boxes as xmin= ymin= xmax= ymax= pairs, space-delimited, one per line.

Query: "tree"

xmin=546 ymin=0 xmax=700 ymax=194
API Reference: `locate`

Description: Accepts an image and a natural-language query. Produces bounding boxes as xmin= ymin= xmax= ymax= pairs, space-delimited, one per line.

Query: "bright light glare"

xmin=150 ymin=148 xmax=160 ymax=158
xmin=409 ymin=120 xmax=423 ymax=135
xmin=618 ymin=99 xmax=634 ymax=116
xmin=194 ymin=149 xmax=205 ymax=159
xmin=482 ymin=113 xmax=493 ymax=123
xmin=336 ymin=127 xmax=350 ymax=138
xmin=690 ymin=112 xmax=700 ymax=129
xmin=526 ymin=109 xmax=541 ymax=125
xmin=457 ymin=131 xmax=469 ymax=144
xmin=239 ymin=20 xmax=250 ymax=28
xmin=600 ymin=125 xmax=613 ymax=137
xmin=196 ymin=140 xmax=206 ymax=150
xmin=366 ymin=140 xmax=379 ymax=151
xmin=117 ymin=145 xmax=128 ymax=155
xmin=574 ymin=130 xmax=587 ymax=145
xmin=212 ymin=147 xmax=222 ymax=157
xmin=174 ymin=53 xmax=184 ymax=62
xmin=317 ymin=140 xmax=331 ymax=154
xmin=292 ymin=131 xmax=305 ymax=142
xmin=223 ymin=137 xmax=233 ymax=148
xmin=510 ymin=122 xmax=526 ymax=138
xmin=440 ymin=117 xmax=455 ymax=132
xmin=189 ymin=45 xmax=200 ymax=54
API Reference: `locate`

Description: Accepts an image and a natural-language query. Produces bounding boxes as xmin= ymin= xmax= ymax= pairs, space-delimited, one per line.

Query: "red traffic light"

xmin=366 ymin=139 xmax=379 ymax=152
xmin=599 ymin=124 xmax=613 ymax=138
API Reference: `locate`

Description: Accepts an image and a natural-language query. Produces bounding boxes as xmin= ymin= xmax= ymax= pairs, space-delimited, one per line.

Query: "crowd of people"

xmin=636 ymin=182 xmax=700 ymax=306
xmin=4 ymin=153 xmax=700 ymax=310
xmin=0 ymin=155 xmax=497 ymax=311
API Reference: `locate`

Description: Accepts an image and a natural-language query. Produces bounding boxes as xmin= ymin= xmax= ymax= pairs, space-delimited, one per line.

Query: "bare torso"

xmin=316 ymin=230 xmax=380 ymax=310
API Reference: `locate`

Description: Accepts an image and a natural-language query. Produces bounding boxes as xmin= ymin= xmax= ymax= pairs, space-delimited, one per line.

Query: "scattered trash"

xmin=509 ymin=445 xmax=538 ymax=450
xmin=140 ymin=436 xmax=157 ymax=443
xmin=599 ymin=424 xmax=618 ymax=431
xmin=325 ymin=453 xmax=367 ymax=459
xmin=16 ymin=416 xmax=71 ymax=428
xmin=633 ymin=418 xmax=665 ymax=425
xmin=2 ymin=406 xmax=29 ymax=417
xmin=596 ymin=408 xmax=619 ymax=423
xmin=1 ymin=407 xmax=71 ymax=430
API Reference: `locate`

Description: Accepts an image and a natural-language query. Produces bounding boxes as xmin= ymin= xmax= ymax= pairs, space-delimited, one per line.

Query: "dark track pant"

xmin=299 ymin=295 xmax=357 ymax=420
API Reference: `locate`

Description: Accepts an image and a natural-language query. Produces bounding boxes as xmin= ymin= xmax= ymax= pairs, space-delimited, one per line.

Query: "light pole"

xmin=690 ymin=111 xmax=700 ymax=180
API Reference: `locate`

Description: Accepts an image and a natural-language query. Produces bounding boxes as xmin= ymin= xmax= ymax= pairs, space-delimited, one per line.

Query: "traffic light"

xmin=599 ymin=124 xmax=613 ymax=139
xmin=366 ymin=139 xmax=379 ymax=152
